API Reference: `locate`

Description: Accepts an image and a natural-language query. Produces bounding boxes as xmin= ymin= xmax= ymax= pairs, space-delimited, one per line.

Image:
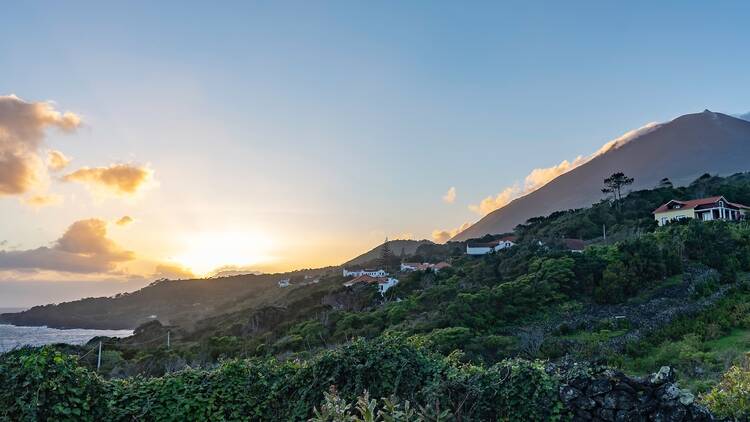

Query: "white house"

xmin=653 ymin=196 xmax=750 ymax=226
xmin=465 ymin=236 xmax=518 ymax=255
xmin=343 ymin=274 xmax=399 ymax=295
xmin=342 ymin=268 xmax=388 ymax=277
xmin=278 ymin=279 xmax=290 ymax=288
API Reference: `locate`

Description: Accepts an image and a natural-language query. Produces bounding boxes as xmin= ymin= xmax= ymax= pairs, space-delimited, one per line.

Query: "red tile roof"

xmin=653 ymin=196 xmax=750 ymax=213
xmin=563 ymin=238 xmax=586 ymax=251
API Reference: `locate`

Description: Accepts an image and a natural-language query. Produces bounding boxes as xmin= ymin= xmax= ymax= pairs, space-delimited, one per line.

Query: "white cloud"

xmin=442 ymin=186 xmax=457 ymax=204
xmin=0 ymin=95 xmax=81 ymax=196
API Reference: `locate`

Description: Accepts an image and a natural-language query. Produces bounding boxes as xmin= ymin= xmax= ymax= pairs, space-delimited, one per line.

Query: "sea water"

xmin=0 ymin=324 xmax=133 ymax=353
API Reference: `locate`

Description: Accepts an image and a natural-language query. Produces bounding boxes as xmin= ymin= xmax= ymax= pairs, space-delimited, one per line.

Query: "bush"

xmin=0 ymin=337 xmax=568 ymax=421
xmin=702 ymin=359 xmax=750 ymax=418
xmin=0 ymin=347 xmax=109 ymax=421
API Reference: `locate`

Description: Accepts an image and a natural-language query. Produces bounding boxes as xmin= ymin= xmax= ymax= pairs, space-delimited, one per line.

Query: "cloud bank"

xmin=0 ymin=95 xmax=82 ymax=196
xmin=0 ymin=218 xmax=134 ymax=274
xmin=469 ymin=122 xmax=662 ymax=216
xmin=63 ymin=163 xmax=153 ymax=197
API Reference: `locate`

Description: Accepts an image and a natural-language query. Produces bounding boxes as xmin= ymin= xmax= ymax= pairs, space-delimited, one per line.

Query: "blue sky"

xmin=1 ymin=1 xmax=749 ymax=305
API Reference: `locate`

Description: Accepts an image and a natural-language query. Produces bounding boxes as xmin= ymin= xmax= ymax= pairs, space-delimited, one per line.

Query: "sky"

xmin=1 ymin=1 xmax=750 ymax=307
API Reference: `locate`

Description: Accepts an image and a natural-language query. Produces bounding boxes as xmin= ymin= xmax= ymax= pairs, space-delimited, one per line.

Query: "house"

xmin=277 ymin=279 xmax=290 ymax=288
xmin=342 ymin=268 xmax=388 ymax=277
xmin=400 ymin=262 xmax=452 ymax=273
xmin=562 ymin=238 xmax=585 ymax=253
xmin=466 ymin=236 xmax=518 ymax=255
xmin=653 ymin=196 xmax=750 ymax=226
xmin=343 ymin=274 xmax=399 ymax=295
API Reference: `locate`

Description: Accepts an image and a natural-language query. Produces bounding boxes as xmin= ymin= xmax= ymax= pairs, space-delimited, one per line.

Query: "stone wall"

xmin=559 ymin=366 xmax=718 ymax=421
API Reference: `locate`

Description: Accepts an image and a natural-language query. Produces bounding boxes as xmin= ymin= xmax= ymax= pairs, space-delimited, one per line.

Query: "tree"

xmin=602 ymin=172 xmax=634 ymax=211
xmin=379 ymin=238 xmax=395 ymax=272
xmin=657 ymin=178 xmax=673 ymax=189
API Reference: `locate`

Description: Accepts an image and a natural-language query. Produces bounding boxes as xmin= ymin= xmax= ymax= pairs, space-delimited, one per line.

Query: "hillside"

xmin=342 ymin=239 xmax=433 ymax=267
xmin=6 ymin=174 xmax=750 ymax=419
xmin=0 ymin=268 xmax=330 ymax=330
xmin=454 ymin=110 xmax=750 ymax=240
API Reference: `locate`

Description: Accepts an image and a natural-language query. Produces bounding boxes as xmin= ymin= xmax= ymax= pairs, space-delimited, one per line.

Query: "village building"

xmin=342 ymin=268 xmax=388 ymax=277
xmin=465 ymin=236 xmax=518 ymax=255
xmin=343 ymin=274 xmax=399 ymax=295
xmin=400 ymin=262 xmax=452 ymax=273
xmin=277 ymin=279 xmax=290 ymax=288
xmin=653 ymin=196 xmax=750 ymax=226
xmin=562 ymin=238 xmax=585 ymax=253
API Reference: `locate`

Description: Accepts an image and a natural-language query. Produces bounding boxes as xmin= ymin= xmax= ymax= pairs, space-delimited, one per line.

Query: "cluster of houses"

xmin=653 ymin=195 xmax=750 ymax=226
xmin=399 ymin=262 xmax=451 ymax=272
xmin=285 ymin=196 xmax=748 ymax=293
xmin=277 ymin=274 xmax=320 ymax=288
xmin=465 ymin=236 xmax=585 ymax=255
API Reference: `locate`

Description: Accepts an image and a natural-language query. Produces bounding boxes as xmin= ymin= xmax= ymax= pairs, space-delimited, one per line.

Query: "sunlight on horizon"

xmin=172 ymin=230 xmax=276 ymax=276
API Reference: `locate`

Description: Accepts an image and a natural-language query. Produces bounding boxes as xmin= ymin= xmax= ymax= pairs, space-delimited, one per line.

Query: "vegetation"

xmin=0 ymin=338 xmax=566 ymax=421
xmin=6 ymin=172 xmax=750 ymax=418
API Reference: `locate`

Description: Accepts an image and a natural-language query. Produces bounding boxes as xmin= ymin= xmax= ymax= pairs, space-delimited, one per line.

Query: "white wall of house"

xmin=343 ymin=268 xmax=387 ymax=277
xmin=466 ymin=245 xmax=493 ymax=255
xmin=495 ymin=240 xmax=515 ymax=251
xmin=378 ymin=278 xmax=399 ymax=295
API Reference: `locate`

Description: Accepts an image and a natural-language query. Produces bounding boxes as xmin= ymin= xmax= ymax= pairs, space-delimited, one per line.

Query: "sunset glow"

xmin=172 ymin=231 xmax=275 ymax=276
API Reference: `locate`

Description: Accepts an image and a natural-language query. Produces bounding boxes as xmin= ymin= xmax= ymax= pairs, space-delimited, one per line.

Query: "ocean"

xmin=0 ymin=324 xmax=133 ymax=353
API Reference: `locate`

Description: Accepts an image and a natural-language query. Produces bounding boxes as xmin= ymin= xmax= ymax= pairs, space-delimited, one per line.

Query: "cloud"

xmin=442 ymin=187 xmax=457 ymax=204
xmin=153 ymin=262 xmax=196 ymax=280
xmin=116 ymin=215 xmax=134 ymax=226
xmin=432 ymin=222 xmax=471 ymax=243
xmin=22 ymin=194 xmax=63 ymax=208
xmin=47 ymin=150 xmax=71 ymax=172
xmin=63 ymin=163 xmax=153 ymax=196
xmin=0 ymin=95 xmax=81 ymax=196
xmin=0 ymin=218 xmax=134 ymax=274
xmin=469 ymin=122 xmax=662 ymax=216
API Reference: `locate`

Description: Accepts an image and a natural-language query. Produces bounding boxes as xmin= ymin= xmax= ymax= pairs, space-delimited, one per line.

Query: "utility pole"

xmin=167 ymin=330 xmax=170 ymax=348
xmin=97 ymin=341 xmax=102 ymax=371
xmin=603 ymin=224 xmax=607 ymax=241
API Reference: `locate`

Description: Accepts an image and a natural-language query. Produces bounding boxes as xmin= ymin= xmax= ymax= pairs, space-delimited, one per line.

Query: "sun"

xmin=173 ymin=230 xmax=274 ymax=276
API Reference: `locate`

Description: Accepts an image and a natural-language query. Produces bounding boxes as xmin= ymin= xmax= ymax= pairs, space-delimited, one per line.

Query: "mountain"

xmin=343 ymin=239 xmax=434 ymax=267
xmin=453 ymin=110 xmax=750 ymax=240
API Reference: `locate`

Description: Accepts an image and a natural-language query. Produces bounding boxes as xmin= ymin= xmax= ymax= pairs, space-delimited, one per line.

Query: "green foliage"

xmin=0 ymin=338 xmax=567 ymax=421
xmin=702 ymin=359 xmax=750 ymax=419
xmin=0 ymin=347 xmax=108 ymax=422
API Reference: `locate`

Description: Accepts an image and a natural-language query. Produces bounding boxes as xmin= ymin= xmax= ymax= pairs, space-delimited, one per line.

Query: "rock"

xmin=598 ymin=408 xmax=616 ymax=421
xmin=613 ymin=381 xmax=637 ymax=395
xmin=661 ymin=384 xmax=681 ymax=401
xmin=561 ymin=385 xmax=583 ymax=404
xmin=603 ymin=390 xmax=636 ymax=410
xmin=588 ymin=379 xmax=613 ymax=396
xmin=649 ymin=366 xmax=675 ymax=385
xmin=574 ymin=409 xmax=593 ymax=420
xmin=678 ymin=391 xmax=694 ymax=406
xmin=575 ymin=396 xmax=597 ymax=410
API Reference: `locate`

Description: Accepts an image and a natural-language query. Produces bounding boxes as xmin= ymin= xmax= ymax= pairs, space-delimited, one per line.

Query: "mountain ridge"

xmin=453 ymin=110 xmax=750 ymax=240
